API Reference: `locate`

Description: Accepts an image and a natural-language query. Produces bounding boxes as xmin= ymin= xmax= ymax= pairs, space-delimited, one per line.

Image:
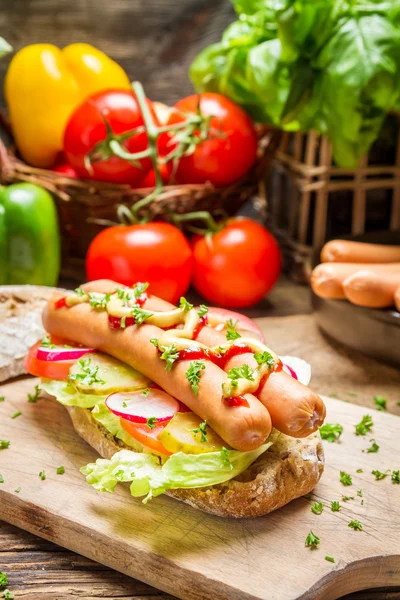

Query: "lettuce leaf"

xmin=41 ymin=379 xmax=105 ymax=408
xmin=81 ymin=442 xmax=272 ymax=502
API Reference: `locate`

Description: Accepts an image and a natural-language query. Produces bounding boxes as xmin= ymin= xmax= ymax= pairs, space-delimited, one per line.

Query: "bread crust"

xmin=67 ymin=405 xmax=324 ymax=518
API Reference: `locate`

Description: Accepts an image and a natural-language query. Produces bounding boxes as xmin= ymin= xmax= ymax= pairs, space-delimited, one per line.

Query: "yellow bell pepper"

xmin=5 ymin=43 xmax=131 ymax=168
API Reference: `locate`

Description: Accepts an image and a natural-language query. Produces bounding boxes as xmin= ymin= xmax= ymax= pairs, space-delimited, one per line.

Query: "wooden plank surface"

xmin=0 ymin=381 xmax=399 ymax=599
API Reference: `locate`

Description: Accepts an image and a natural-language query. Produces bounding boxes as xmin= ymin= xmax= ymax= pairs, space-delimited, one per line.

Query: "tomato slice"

xmin=120 ymin=418 xmax=172 ymax=456
xmin=205 ymin=307 xmax=265 ymax=342
xmin=24 ymin=341 xmax=77 ymax=380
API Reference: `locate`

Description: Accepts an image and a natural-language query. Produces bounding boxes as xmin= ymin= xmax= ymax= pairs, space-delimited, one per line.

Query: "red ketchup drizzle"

xmin=55 ymin=297 xmax=67 ymax=309
xmin=192 ymin=315 xmax=208 ymax=340
xmin=107 ymin=292 xmax=149 ymax=329
xmin=256 ymin=360 xmax=283 ymax=394
xmin=224 ymin=395 xmax=250 ymax=408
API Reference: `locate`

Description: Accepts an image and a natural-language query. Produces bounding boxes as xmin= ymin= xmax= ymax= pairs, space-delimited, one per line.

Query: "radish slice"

xmin=106 ymin=389 xmax=180 ymax=424
xmin=37 ymin=344 xmax=94 ymax=362
xmin=280 ymin=355 xmax=312 ymax=386
xmin=202 ymin=307 xmax=265 ymax=343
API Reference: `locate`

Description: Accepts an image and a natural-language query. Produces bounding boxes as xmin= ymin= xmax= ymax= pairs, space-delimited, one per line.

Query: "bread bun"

xmin=67 ymin=405 xmax=324 ymax=518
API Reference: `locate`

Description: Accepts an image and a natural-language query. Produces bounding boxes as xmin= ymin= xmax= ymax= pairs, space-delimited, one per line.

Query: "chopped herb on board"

xmin=0 ymin=396 xmax=4 ymax=402
xmin=392 ymin=471 xmax=400 ymax=484
xmin=39 ymin=471 xmax=46 ymax=481
xmin=3 ymin=589 xmax=14 ymax=599
xmin=11 ymin=411 xmax=21 ymax=419
xmin=373 ymin=396 xmax=387 ymax=411
xmin=342 ymin=496 xmax=354 ymax=502
xmin=340 ymin=471 xmax=352 ymax=486
xmin=372 ymin=470 xmax=390 ymax=480
xmin=305 ymin=530 xmax=320 ymax=549
xmin=357 ymin=489 xmax=363 ymax=497
xmin=319 ymin=423 xmax=343 ymax=443
xmin=0 ymin=571 xmax=8 ymax=587
xmin=28 ymin=384 xmax=40 ymax=403
xmin=56 ymin=466 xmax=65 ymax=475
xmin=14 ymin=487 xmax=21 ymax=493
xmin=0 ymin=475 xmax=3 ymax=484
xmin=311 ymin=502 xmax=324 ymax=514
xmin=0 ymin=441 xmax=10 ymax=449
xmin=354 ymin=415 xmax=373 ymax=436
xmin=356 ymin=469 xmax=364 ymax=473
xmin=348 ymin=520 xmax=363 ymax=531
xmin=325 ymin=555 xmax=335 ymax=563
xmin=367 ymin=440 xmax=379 ymax=453
xmin=330 ymin=501 xmax=341 ymax=512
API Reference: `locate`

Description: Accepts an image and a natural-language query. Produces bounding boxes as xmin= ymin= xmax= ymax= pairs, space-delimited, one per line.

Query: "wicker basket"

xmin=0 ymin=116 xmax=280 ymax=281
xmin=268 ymin=114 xmax=400 ymax=281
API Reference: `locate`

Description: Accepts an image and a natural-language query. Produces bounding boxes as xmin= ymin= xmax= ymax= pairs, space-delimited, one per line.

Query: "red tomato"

xmin=134 ymin=162 xmax=172 ymax=188
xmin=64 ymin=89 xmax=157 ymax=185
xmin=192 ymin=218 xmax=281 ymax=308
xmin=86 ymin=222 xmax=193 ymax=304
xmin=24 ymin=341 xmax=76 ymax=380
xmin=206 ymin=307 xmax=265 ymax=342
xmin=159 ymin=93 xmax=258 ymax=187
xmin=120 ymin=418 xmax=171 ymax=455
xmin=52 ymin=161 xmax=79 ymax=178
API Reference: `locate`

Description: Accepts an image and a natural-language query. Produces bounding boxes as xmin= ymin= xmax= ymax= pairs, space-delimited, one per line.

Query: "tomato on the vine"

xmin=191 ymin=218 xmax=281 ymax=308
xmin=159 ymin=93 xmax=258 ymax=188
xmin=64 ymin=89 xmax=157 ymax=185
xmin=86 ymin=222 xmax=193 ymax=304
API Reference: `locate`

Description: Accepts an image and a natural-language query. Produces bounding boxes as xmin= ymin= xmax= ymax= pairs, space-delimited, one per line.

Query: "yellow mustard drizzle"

xmin=64 ymin=289 xmax=280 ymax=399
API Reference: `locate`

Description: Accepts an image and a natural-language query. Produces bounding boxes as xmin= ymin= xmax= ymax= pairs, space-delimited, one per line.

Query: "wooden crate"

xmin=267 ymin=115 xmax=400 ymax=279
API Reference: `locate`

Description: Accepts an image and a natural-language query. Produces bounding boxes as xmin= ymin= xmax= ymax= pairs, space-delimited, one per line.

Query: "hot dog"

xmin=43 ymin=288 xmax=272 ymax=452
xmin=311 ymin=262 xmax=400 ymax=299
xmin=45 ymin=279 xmax=325 ymax=439
xmin=343 ymin=270 xmax=400 ymax=308
xmin=321 ymin=240 xmax=400 ymax=264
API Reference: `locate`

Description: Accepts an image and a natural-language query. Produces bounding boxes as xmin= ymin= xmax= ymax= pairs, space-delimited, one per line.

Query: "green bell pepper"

xmin=0 ymin=183 xmax=60 ymax=285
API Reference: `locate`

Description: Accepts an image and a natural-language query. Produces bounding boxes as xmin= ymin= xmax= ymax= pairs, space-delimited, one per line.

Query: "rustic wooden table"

xmin=1 ymin=278 xmax=400 ymax=600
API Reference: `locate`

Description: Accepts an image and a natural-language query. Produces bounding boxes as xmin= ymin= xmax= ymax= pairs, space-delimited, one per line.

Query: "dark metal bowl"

xmin=312 ymin=231 xmax=400 ymax=367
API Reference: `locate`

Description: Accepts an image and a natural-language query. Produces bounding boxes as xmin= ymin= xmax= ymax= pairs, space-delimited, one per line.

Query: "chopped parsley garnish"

xmin=354 ymin=415 xmax=373 ymax=436
xmin=185 ymin=361 xmax=206 ymax=395
xmin=133 ymin=282 xmax=149 ymax=298
xmin=141 ymin=388 xmax=151 ymax=398
xmin=357 ymin=489 xmax=363 ymax=497
xmin=0 ymin=441 xmax=10 ymax=450
xmin=68 ymin=357 xmax=106 ymax=387
xmin=198 ymin=304 xmax=208 ymax=317
xmin=88 ymin=292 xmax=111 ymax=309
xmin=373 ymin=395 xmax=387 ymax=411
xmin=39 ymin=471 xmax=46 ymax=481
xmin=325 ymin=555 xmax=335 ymax=563
xmin=146 ymin=417 xmax=157 ymax=429
xmin=367 ymin=439 xmax=379 ymax=453
xmin=0 ymin=572 xmax=8 ymax=587
xmin=75 ymin=287 xmax=86 ymax=296
xmin=220 ymin=447 xmax=233 ymax=470
xmin=254 ymin=351 xmax=275 ymax=367
xmin=311 ymin=502 xmax=324 ymax=514
xmin=330 ymin=501 xmax=341 ymax=512
xmin=3 ymin=590 xmax=14 ymax=600
xmin=0 ymin=475 xmax=3 ymax=484
xmin=305 ymin=530 xmax=320 ymax=549
xmin=319 ymin=423 xmax=343 ymax=443
xmin=160 ymin=344 xmax=179 ymax=371
xmin=116 ymin=288 xmax=134 ymax=306
xmin=391 ymin=471 xmax=400 ymax=484
xmin=28 ymin=384 xmax=40 ymax=403
xmin=348 ymin=520 xmax=363 ymax=531
xmin=120 ymin=316 xmax=127 ymax=329
xmin=179 ymin=297 xmax=194 ymax=312
xmin=150 ymin=338 xmax=159 ymax=347
xmin=342 ymin=496 xmax=354 ymax=502
xmin=11 ymin=411 xmax=21 ymax=419
xmin=340 ymin=471 xmax=352 ymax=486
xmin=372 ymin=469 xmax=389 ymax=480
xmin=356 ymin=468 xmax=364 ymax=473
xmin=0 ymin=397 xmax=4 ymax=402
xmin=56 ymin=466 xmax=65 ymax=475
xmin=41 ymin=335 xmax=55 ymax=348
xmin=191 ymin=420 xmax=208 ymax=443
xmin=346 ymin=392 xmax=358 ymax=397
xmin=227 ymin=364 xmax=255 ymax=388
xmin=131 ymin=306 xmax=153 ymax=325
xmin=122 ymin=401 xmax=128 ymax=408
xmin=225 ymin=319 xmax=241 ymax=341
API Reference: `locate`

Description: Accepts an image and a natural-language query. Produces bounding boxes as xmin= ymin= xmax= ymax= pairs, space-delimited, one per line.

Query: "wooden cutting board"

xmin=0 ymin=377 xmax=399 ymax=600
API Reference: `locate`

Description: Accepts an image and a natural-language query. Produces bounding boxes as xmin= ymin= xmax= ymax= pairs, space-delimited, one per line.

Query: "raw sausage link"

xmin=343 ymin=270 xmax=400 ymax=308
xmin=321 ymin=240 xmax=400 ymax=264
xmin=311 ymin=262 xmax=400 ymax=299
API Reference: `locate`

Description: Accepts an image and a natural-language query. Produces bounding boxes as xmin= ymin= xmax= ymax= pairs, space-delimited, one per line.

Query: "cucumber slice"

xmin=158 ymin=412 xmax=226 ymax=454
xmin=68 ymin=353 xmax=149 ymax=395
